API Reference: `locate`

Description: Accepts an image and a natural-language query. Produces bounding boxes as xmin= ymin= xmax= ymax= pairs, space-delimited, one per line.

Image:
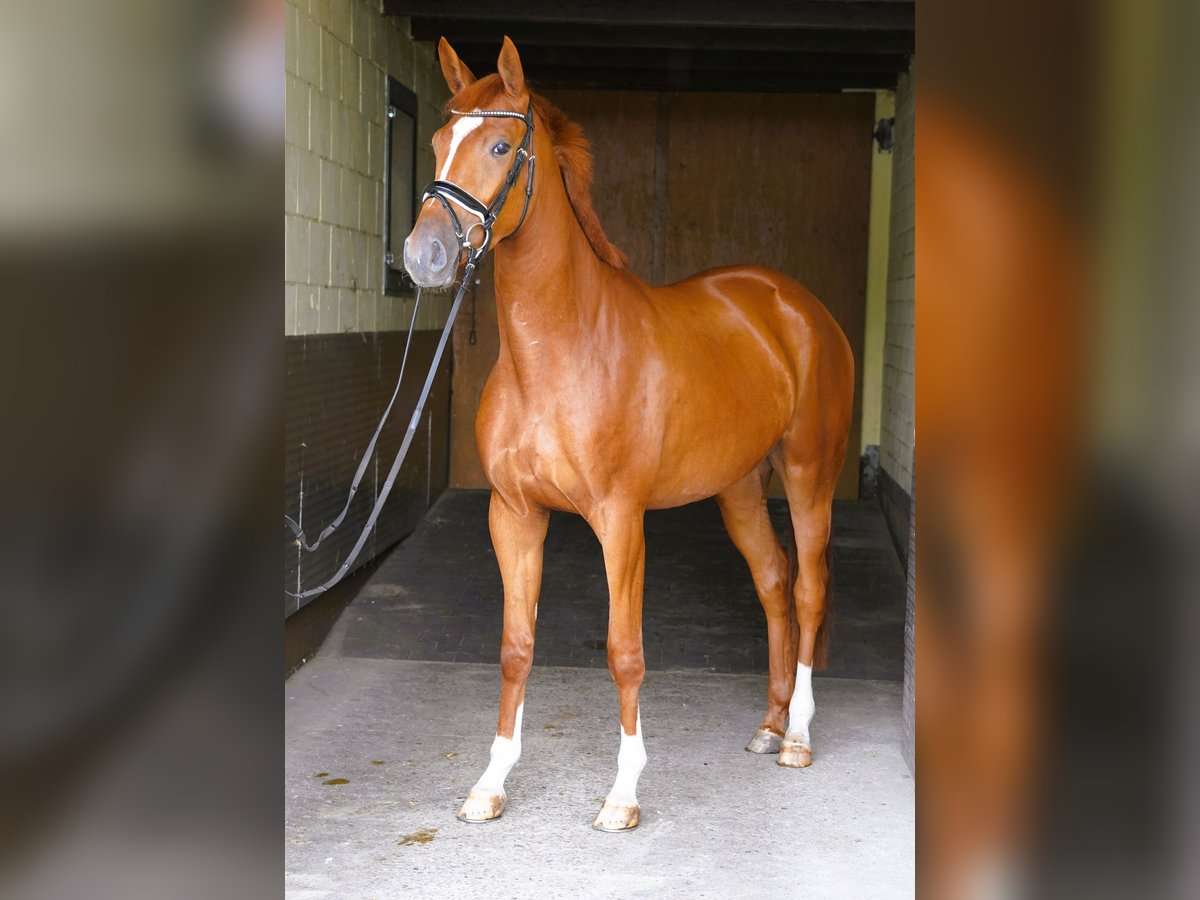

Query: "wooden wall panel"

xmin=450 ymin=90 xmax=873 ymax=500
xmin=541 ymin=90 xmax=660 ymax=279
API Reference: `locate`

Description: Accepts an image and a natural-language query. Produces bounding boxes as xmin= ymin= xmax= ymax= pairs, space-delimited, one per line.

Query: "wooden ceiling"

xmin=387 ymin=1 xmax=914 ymax=92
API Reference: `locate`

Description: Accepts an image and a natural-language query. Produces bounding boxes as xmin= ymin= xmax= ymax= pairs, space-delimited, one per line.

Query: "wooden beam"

xmin=410 ymin=20 xmax=914 ymax=54
xmin=451 ymin=45 xmax=910 ymax=75
xmin=508 ymin=68 xmax=898 ymax=93
xmin=389 ymin=1 xmax=914 ymax=31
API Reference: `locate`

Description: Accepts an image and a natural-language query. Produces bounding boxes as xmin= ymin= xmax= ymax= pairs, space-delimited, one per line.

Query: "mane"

xmin=443 ymin=76 xmax=628 ymax=269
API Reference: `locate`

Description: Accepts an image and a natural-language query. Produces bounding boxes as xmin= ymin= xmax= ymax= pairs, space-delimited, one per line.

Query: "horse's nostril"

xmin=430 ymin=238 xmax=446 ymax=270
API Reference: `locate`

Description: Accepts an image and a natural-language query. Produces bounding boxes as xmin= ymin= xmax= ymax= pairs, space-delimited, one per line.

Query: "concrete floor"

xmin=285 ymin=657 xmax=913 ymax=898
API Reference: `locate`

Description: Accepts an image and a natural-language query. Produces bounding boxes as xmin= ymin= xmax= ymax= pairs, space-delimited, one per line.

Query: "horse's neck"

xmin=491 ymin=166 xmax=610 ymax=381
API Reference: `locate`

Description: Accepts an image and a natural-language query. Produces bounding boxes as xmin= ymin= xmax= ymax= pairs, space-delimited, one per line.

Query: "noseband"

xmin=421 ymin=103 xmax=536 ymax=264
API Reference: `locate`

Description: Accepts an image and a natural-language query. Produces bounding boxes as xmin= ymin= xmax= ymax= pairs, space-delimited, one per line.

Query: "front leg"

xmin=590 ymin=506 xmax=648 ymax=832
xmin=457 ymin=492 xmax=548 ymax=823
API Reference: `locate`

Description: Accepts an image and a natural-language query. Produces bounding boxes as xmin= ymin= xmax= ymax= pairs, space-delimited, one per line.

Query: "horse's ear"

xmin=497 ymin=36 xmax=526 ymax=99
xmin=438 ymin=38 xmax=475 ymax=95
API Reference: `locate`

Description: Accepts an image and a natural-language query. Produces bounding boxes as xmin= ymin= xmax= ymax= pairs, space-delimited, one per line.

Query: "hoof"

xmin=746 ymin=728 xmax=783 ymax=754
xmin=456 ymin=789 xmax=506 ymax=823
xmin=592 ymin=801 xmax=640 ymax=832
xmin=777 ymin=739 xmax=812 ymax=769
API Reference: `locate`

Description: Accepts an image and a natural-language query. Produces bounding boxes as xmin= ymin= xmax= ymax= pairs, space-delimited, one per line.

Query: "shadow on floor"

xmin=329 ymin=489 xmax=906 ymax=680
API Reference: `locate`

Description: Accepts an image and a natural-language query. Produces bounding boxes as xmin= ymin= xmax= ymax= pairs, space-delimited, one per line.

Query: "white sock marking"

xmin=787 ymin=662 xmax=815 ymax=745
xmin=439 ymin=115 xmax=483 ymax=180
xmin=472 ymin=702 xmax=523 ymax=796
xmin=605 ymin=710 xmax=646 ymax=806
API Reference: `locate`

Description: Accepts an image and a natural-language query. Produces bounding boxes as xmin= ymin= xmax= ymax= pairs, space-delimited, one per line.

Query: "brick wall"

xmin=283 ymin=4 xmax=455 ymax=612
xmin=284 ymin=1 xmax=450 ymax=335
xmin=881 ymin=64 xmax=915 ymax=496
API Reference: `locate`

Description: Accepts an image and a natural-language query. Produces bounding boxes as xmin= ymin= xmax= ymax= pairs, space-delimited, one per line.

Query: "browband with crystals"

xmin=449 ymin=108 xmax=529 ymax=119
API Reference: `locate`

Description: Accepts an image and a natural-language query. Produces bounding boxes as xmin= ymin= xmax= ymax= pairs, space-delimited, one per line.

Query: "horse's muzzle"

xmin=403 ymin=214 xmax=460 ymax=289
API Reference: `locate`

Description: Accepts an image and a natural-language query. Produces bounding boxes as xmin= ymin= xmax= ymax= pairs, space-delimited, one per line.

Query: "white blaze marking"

xmin=786 ymin=662 xmax=815 ymax=745
xmin=472 ymin=702 xmax=523 ymax=796
xmin=439 ymin=115 xmax=483 ymax=180
xmin=605 ymin=710 xmax=646 ymax=806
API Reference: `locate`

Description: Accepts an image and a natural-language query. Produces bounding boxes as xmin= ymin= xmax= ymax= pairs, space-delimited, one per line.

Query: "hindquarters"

xmin=674 ymin=265 xmax=851 ymax=644
xmin=767 ymin=266 xmax=853 ymax=661
xmin=767 ymin=270 xmax=856 ymax=478
xmin=666 ymin=264 xmax=854 ymax=447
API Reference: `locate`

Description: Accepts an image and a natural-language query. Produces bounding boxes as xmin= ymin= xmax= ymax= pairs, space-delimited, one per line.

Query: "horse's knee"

xmin=750 ymin=550 xmax=787 ymax=596
xmin=500 ymin=634 xmax=533 ymax=683
xmin=753 ymin=563 xmax=791 ymax=614
xmin=793 ymin=585 xmax=826 ymax=627
xmin=607 ymin=644 xmax=645 ymax=687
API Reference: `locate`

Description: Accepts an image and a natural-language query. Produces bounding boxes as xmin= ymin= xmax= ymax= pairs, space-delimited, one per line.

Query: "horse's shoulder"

xmin=476 ymin=366 xmax=519 ymax=439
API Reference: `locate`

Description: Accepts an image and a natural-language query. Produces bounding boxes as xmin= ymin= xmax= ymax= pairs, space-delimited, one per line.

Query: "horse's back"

xmin=668 ymin=263 xmax=845 ymax=332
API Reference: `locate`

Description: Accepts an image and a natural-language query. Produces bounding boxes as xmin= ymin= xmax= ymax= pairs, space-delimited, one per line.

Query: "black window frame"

xmin=383 ymin=77 xmax=418 ymax=297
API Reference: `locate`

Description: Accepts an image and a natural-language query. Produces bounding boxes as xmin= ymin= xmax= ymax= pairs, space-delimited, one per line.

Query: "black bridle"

xmin=420 ymin=102 xmax=536 ymax=265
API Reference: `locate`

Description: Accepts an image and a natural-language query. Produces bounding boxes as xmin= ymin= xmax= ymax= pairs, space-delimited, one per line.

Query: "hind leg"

xmin=773 ymin=457 xmax=837 ymax=768
xmin=717 ymin=462 xmax=799 ymax=754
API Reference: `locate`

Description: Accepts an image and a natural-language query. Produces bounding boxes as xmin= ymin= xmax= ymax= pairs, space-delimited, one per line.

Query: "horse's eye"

xmin=491 ymin=141 xmax=511 ymax=157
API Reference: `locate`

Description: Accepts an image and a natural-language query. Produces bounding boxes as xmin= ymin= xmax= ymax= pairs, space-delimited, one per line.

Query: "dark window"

xmin=383 ymin=77 xmax=417 ymax=296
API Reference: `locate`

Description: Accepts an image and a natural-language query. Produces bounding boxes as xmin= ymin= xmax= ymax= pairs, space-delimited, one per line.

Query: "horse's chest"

xmin=478 ymin=392 xmax=612 ymax=506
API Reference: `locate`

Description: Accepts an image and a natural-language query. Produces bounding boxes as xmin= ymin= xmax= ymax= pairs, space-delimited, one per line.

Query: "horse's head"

xmin=404 ymin=37 xmax=534 ymax=289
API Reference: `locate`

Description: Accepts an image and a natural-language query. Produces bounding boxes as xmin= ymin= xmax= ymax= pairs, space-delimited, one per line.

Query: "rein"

xmin=285 ymin=104 xmax=536 ymax=601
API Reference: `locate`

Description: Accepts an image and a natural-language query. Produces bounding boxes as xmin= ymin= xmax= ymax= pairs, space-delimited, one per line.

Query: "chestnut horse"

xmin=404 ymin=38 xmax=853 ymax=832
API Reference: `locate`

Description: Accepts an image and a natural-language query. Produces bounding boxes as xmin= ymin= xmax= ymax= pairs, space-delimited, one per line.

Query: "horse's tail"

xmin=815 ymin=525 xmax=834 ymax=670
xmin=783 ymin=510 xmax=834 ymax=671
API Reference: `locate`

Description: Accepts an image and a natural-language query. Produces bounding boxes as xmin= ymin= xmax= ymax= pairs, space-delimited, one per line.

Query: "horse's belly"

xmin=646 ymin=448 xmax=772 ymax=508
xmin=647 ymin=407 xmax=785 ymax=508
xmin=480 ymin=363 xmax=789 ymax=513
